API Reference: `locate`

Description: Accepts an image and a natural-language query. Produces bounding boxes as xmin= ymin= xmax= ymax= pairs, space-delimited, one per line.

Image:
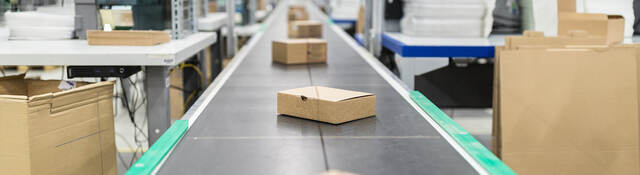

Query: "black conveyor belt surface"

xmin=157 ymin=3 xmax=478 ymax=175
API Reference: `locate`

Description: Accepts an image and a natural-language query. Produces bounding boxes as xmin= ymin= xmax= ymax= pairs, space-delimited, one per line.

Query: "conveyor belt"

xmin=155 ymin=2 xmax=487 ymax=175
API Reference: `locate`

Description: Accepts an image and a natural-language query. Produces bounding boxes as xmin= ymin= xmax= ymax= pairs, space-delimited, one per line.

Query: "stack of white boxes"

xmin=330 ymin=0 xmax=360 ymax=20
xmin=401 ymin=0 xmax=495 ymax=37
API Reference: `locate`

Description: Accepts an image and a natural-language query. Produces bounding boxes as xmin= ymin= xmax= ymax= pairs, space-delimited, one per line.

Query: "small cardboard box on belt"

xmin=288 ymin=20 xmax=322 ymax=38
xmin=288 ymin=5 xmax=309 ymax=21
xmin=0 ymin=74 xmax=117 ymax=175
xmin=272 ymin=38 xmax=327 ymax=64
xmin=277 ymin=86 xmax=376 ymax=124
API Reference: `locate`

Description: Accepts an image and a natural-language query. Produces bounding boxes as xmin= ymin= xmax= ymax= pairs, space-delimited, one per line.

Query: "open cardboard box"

xmin=493 ymin=32 xmax=640 ymax=174
xmin=277 ymin=86 xmax=376 ymax=124
xmin=0 ymin=74 xmax=116 ymax=175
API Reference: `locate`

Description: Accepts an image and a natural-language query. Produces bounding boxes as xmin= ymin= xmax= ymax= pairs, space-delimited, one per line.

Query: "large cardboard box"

xmin=277 ymin=86 xmax=376 ymax=124
xmin=494 ymin=41 xmax=640 ymax=174
xmin=288 ymin=5 xmax=309 ymax=21
xmin=288 ymin=20 xmax=322 ymax=38
xmin=0 ymin=75 xmax=116 ymax=175
xmin=272 ymin=39 xmax=327 ymax=64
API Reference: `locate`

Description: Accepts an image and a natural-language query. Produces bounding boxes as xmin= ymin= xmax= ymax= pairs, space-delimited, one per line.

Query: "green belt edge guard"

xmin=126 ymin=120 xmax=189 ymax=175
xmin=409 ymin=91 xmax=516 ymax=175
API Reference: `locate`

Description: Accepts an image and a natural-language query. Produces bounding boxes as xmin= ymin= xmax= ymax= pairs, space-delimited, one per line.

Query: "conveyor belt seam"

xmin=409 ymin=91 xmax=515 ymax=175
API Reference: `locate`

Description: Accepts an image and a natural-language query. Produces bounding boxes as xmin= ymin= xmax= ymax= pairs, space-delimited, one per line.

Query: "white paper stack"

xmin=401 ymin=0 xmax=496 ymax=37
xmin=329 ymin=0 xmax=360 ymax=20
xmin=5 ymin=11 xmax=74 ymax=40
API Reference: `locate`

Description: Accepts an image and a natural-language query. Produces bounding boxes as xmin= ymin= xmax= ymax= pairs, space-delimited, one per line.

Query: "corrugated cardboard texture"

xmin=272 ymin=39 xmax=327 ymax=64
xmin=0 ymin=75 xmax=116 ymax=175
xmin=277 ymin=86 xmax=376 ymax=124
xmin=497 ymin=47 xmax=640 ymax=175
xmin=87 ymin=30 xmax=170 ymax=46
xmin=288 ymin=6 xmax=309 ymax=21
xmin=288 ymin=20 xmax=322 ymax=39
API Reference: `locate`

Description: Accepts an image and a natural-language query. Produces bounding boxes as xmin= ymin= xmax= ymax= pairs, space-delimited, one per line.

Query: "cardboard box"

xmin=288 ymin=20 xmax=322 ymax=38
xmin=0 ymin=75 xmax=116 ymax=175
xmin=170 ymin=68 xmax=184 ymax=122
xmin=170 ymin=87 xmax=184 ymax=122
xmin=356 ymin=5 xmax=364 ymax=34
xmin=87 ymin=30 xmax=170 ymax=46
xmin=557 ymin=0 xmax=576 ymax=13
xmin=557 ymin=0 xmax=625 ymax=44
xmin=497 ymin=46 xmax=640 ymax=175
xmin=272 ymin=39 xmax=327 ymax=64
xmin=258 ymin=0 xmax=266 ymax=11
xmin=558 ymin=13 xmax=624 ymax=44
xmin=209 ymin=2 xmax=217 ymax=12
xmin=288 ymin=6 xmax=309 ymax=21
xmin=277 ymin=86 xmax=376 ymax=124
xmin=504 ymin=30 xmax=607 ymax=50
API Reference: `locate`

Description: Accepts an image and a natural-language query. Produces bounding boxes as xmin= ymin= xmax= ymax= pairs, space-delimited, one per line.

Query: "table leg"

xmin=144 ymin=66 xmax=171 ymax=145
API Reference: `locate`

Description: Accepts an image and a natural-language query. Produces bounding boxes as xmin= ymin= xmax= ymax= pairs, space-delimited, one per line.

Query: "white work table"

xmin=199 ymin=13 xmax=228 ymax=31
xmin=0 ymin=32 xmax=217 ymax=145
xmin=0 ymin=32 xmax=216 ymax=65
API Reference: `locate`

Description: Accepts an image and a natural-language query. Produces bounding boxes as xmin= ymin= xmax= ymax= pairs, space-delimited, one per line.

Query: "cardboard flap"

xmin=275 ymin=39 xmax=307 ymax=44
xmin=280 ymin=86 xmax=374 ymax=102
xmin=559 ymin=13 xmax=608 ymax=20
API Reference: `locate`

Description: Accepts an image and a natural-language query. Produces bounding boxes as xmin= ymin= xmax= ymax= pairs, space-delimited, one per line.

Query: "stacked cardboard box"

xmin=492 ymin=2 xmax=637 ymax=174
xmin=557 ymin=0 xmax=624 ymax=44
xmin=288 ymin=20 xmax=322 ymax=39
xmin=170 ymin=68 xmax=184 ymax=122
xmin=0 ymin=75 xmax=117 ymax=175
xmin=288 ymin=5 xmax=309 ymax=21
xmin=272 ymin=39 xmax=327 ymax=64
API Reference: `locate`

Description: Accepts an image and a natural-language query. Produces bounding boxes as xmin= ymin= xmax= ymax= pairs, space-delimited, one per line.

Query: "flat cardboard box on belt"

xmin=288 ymin=5 xmax=309 ymax=21
xmin=493 ymin=33 xmax=640 ymax=174
xmin=288 ymin=20 xmax=322 ymax=38
xmin=272 ymin=39 xmax=327 ymax=64
xmin=0 ymin=75 xmax=116 ymax=175
xmin=277 ymin=86 xmax=376 ymax=124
